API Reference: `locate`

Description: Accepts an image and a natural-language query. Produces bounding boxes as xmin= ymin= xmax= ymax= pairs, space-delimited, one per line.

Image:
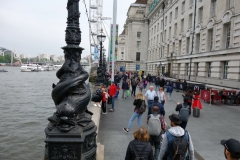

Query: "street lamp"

xmin=44 ymin=1 xmax=97 ymax=159
xmin=95 ymin=31 xmax=106 ymax=86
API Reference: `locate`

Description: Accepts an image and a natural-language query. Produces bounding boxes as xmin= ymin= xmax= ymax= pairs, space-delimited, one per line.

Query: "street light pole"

xmin=44 ymin=1 xmax=97 ymax=159
xmin=95 ymin=31 xmax=106 ymax=86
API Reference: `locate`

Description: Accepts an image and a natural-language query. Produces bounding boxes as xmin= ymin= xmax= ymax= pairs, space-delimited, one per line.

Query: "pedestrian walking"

xmin=157 ymin=87 xmax=166 ymax=106
xmin=131 ymin=77 xmax=138 ymax=96
xmin=123 ymin=92 xmax=145 ymax=133
xmin=150 ymin=96 xmax=165 ymax=116
xmin=138 ymin=79 xmax=144 ymax=92
xmin=143 ymin=78 xmax=148 ymax=91
xmin=175 ymin=97 xmax=191 ymax=129
xmin=159 ymin=78 xmax=165 ymax=88
xmin=122 ymin=80 xmax=130 ymax=99
xmin=183 ymin=79 xmax=188 ymax=92
xmin=159 ymin=114 xmax=195 ymax=160
xmin=183 ymin=89 xmax=193 ymax=108
xmin=145 ymin=86 xmax=157 ymax=114
xmin=125 ymin=126 xmax=153 ymax=160
xmin=147 ymin=106 xmax=165 ymax=160
xmin=166 ymin=84 xmax=173 ymax=101
xmin=220 ymin=138 xmax=240 ymax=160
xmin=155 ymin=76 xmax=160 ymax=91
xmin=101 ymin=86 xmax=109 ymax=114
xmin=108 ymin=81 xmax=117 ymax=112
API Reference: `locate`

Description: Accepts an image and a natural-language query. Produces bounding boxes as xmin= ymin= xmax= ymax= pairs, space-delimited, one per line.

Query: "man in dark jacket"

xmin=155 ymin=77 xmax=160 ymax=91
xmin=175 ymin=97 xmax=191 ymax=129
xmin=122 ymin=80 xmax=129 ymax=99
xmin=159 ymin=78 xmax=165 ymax=88
xmin=150 ymin=96 xmax=165 ymax=116
xmin=131 ymin=78 xmax=137 ymax=96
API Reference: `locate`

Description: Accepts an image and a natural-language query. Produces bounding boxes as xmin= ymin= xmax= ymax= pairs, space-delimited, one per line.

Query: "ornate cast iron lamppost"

xmin=95 ymin=31 xmax=106 ymax=86
xmin=44 ymin=0 xmax=97 ymax=159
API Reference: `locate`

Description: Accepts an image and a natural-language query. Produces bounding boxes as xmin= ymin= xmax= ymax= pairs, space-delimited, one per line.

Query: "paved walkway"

xmin=97 ymin=83 xmax=240 ymax=160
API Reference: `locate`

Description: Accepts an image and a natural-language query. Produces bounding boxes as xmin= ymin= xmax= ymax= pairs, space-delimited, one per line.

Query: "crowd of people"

xmin=92 ymin=71 xmax=240 ymax=160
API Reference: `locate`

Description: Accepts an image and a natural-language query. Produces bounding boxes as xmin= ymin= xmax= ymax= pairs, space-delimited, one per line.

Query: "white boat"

xmin=20 ymin=64 xmax=34 ymax=72
xmin=31 ymin=65 xmax=45 ymax=72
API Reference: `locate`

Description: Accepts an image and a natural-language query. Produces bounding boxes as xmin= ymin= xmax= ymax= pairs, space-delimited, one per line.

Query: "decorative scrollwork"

xmin=51 ymin=145 xmax=78 ymax=160
xmin=84 ymin=133 xmax=97 ymax=151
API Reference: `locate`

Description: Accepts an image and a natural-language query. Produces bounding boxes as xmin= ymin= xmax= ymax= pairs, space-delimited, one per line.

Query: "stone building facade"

xmin=117 ymin=0 xmax=149 ymax=72
xmin=146 ymin=0 xmax=240 ymax=88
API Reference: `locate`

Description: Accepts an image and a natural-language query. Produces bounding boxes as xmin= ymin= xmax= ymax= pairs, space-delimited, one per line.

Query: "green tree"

xmin=4 ymin=54 xmax=12 ymax=63
xmin=0 ymin=55 xmax=5 ymax=63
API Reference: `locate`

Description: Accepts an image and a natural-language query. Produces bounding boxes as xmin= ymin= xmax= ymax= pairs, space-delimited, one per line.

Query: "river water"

xmin=0 ymin=66 xmax=91 ymax=160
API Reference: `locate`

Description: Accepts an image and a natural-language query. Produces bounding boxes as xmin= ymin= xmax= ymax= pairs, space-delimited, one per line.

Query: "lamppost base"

xmin=44 ymin=113 xmax=97 ymax=160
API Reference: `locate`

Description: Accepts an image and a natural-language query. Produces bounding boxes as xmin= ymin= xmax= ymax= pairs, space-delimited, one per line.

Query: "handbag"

xmin=126 ymin=90 xmax=131 ymax=96
xmin=107 ymin=96 xmax=112 ymax=104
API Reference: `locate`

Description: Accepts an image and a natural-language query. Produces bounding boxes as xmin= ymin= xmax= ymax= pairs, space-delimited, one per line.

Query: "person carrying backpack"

xmin=131 ymin=78 xmax=138 ymax=96
xmin=147 ymin=106 xmax=166 ymax=160
xmin=175 ymin=97 xmax=191 ymax=129
xmin=159 ymin=114 xmax=194 ymax=160
xmin=125 ymin=126 xmax=153 ymax=160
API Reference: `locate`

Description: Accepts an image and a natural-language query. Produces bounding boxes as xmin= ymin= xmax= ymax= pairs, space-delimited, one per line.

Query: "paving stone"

xmin=98 ymin=83 xmax=240 ymax=160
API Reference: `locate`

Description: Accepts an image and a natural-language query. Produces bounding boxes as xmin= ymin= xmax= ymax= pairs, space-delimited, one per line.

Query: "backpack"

xmin=138 ymin=100 xmax=146 ymax=113
xmin=179 ymin=104 xmax=190 ymax=121
xmin=138 ymin=82 xmax=144 ymax=89
xmin=130 ymin=143 xmax=147 ymax=160
xmin=166 ymin=131 xmax=189 ymax=160
xmin=132 ymin=79 xmax=137 ymax=86
xmin=147 ymin=114 xmax=161 ymax=136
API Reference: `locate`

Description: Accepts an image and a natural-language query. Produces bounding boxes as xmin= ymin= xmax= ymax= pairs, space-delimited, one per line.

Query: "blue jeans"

xmin=167 ymin=92 xmax=172 ymax=100
xmin=147 ymin=100 xmax=154 ymax=115
xmin=111 ymin=96 xmax=115 ymax=109
xmin=155 ymin=85 xmax=160 ymax=91
xmin=127 ymin=112 xmax=142 ymax=129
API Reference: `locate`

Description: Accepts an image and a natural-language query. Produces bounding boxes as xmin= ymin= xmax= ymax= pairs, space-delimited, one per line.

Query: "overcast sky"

xmin=0 ymin=0 xmax=136 ymax=58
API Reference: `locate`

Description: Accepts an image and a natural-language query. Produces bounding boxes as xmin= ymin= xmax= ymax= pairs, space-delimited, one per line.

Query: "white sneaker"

xmin=98 ymin=104 xmax=101 ymax=107
xmin=102 ymin=112 xmax=107 ymax=114
xmin=93 ymin=104 xmax=97 ymax=107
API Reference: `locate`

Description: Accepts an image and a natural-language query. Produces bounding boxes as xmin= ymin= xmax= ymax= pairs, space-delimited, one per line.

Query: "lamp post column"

xmin=95 ymin=32 xmax=106 ymax=86
xmin=44 ymin=0 xmax=97 ymax=159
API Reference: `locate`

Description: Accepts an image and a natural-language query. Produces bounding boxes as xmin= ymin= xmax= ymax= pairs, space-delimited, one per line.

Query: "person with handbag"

xmin=123 ymin=92 xmax=145 ymax=133
xmin=125 ymin=126 xmax=153 ymax=160
xmin=157 ymin=87 xmax=167 ymax=106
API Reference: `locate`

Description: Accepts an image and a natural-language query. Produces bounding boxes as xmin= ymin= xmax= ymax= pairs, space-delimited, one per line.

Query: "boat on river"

xmin=0 ymin=69 xmax=8 ymax=72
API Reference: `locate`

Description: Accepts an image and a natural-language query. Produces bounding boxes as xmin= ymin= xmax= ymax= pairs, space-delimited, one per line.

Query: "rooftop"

xmin=134 ymin=0 xmax=147 ymax=4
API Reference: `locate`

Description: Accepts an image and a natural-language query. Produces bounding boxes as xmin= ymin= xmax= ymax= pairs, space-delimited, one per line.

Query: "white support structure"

xmin=89 ymin=0 xmax=103 ymax=65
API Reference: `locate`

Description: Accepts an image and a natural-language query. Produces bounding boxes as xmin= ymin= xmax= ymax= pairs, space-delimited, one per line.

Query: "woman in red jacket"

xmin=192 ymin=89 xmax=203 ymax=109
xmin=108 ymin=81 xmax=117 ymax=111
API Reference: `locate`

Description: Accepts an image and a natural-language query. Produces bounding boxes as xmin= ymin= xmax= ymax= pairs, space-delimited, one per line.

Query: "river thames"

xmin=0 ymin=66 xmax=67 ymax=159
